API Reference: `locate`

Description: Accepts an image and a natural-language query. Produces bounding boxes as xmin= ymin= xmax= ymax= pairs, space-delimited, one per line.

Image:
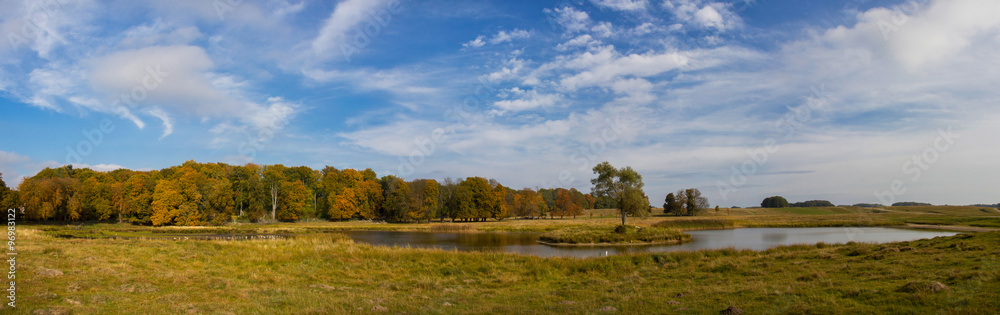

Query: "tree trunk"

xmin=620 ymin=210 xmax=627 ymax=226
xmin=270 ymin=184 xmax=278 ymax=221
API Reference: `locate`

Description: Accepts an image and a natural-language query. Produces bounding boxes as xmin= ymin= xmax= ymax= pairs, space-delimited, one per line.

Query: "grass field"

xmin=18 ymin=205 xmax=1000 ymax=313
xmin=17 ymin=227 xmax=1000 ymax=314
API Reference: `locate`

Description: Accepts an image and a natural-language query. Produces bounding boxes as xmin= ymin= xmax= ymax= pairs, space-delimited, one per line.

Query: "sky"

xmin=0 ymin=0 xmax=998 ymax=207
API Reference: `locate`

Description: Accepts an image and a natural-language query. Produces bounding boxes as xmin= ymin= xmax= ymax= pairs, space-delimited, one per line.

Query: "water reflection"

xmin=342 ymin=227 xmax=959 ymax=258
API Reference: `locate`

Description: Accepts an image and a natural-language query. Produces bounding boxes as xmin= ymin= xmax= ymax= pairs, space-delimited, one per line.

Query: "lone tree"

xmin=761 ymin=196 xmax=789 ymax=208
xmin=591 ymin=162 xmax=650 ymax=226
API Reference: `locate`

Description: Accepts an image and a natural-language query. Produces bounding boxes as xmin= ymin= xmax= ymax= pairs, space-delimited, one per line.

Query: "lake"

xmin=342 ymin=227 xmax=959 ymax=258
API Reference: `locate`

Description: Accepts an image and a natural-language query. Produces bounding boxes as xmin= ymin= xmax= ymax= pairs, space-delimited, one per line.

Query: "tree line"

xmin=0 ymin=162 xmax=601 ymax=226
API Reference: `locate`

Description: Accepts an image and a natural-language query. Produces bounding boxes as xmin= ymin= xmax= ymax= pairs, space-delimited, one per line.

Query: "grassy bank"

xmin=538 ymin=225 xmax=690 ymax=245
xmin=18 ymin=227 xmax=1000 ymax=314
xmin=32 ymin=205 xmax=1000 ymax=240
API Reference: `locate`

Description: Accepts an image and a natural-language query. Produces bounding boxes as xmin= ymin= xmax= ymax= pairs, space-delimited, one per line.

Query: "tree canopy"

xmin=761 ymin=196 xmax=790 ymax=208
xmin=591 ymin=162 xmax=649 ymax=226
xmin=665 ymin=188 xmax=709 ymax=216
xmin=8 ymin=162 xmax=593 ymax=226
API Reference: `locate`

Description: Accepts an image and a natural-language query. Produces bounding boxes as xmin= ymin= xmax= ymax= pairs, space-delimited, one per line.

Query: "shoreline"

xmin=536 ymin=238 xmax=690 ymax=247
xmin=902 ymin=223 xmax=1000 ymax=232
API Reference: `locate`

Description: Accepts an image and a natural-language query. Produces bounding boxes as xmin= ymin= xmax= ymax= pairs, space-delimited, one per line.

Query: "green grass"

xmin=652 ymin=218 xmax=737 ymax=230
xmin=538 ymin=225 xmax=690 ymax=245
xmin=17 ymin=226 xmax=1000 ymax=314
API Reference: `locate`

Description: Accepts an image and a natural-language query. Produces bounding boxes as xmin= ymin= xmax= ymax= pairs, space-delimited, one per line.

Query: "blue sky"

xmin=1 ymin=0 xmax=998 ymax=207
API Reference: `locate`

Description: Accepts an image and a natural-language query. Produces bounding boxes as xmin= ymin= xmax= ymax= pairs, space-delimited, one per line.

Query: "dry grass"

xmin=17 ymin=226 xmax=1000 ymax=314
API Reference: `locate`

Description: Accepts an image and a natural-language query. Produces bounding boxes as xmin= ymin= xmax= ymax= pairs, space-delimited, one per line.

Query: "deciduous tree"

xmin=591 ymin=162 xmax=650 ymax=226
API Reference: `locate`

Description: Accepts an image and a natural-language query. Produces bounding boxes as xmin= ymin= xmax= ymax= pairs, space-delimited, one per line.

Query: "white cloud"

xmin=489 ymin=29 xmax=531 ymax=44
xmin=591 ymin=22 xmax=615 ymax=38
xmin=0 ymin=0 xmax=99 ymax=58
xmin=694 ymin=6 xmax=724 ymax=30
xmin=146 ymin=108 xmax=174 ymax=140
xmin=663 ymin=0 xmax=742 ymax=32
xmin=464 ymin=29 xmax=532 ymax=49
xmin=487 ymin=57 xmax=527 ymax=82
xmin=548 ymin=6 xmax=591 ymax=33
xmin=273 ymin=1 xmax=306 ymax=17
xmin=0 ymin=151 xmax=113 ymax=188
xmin=591 ymin=0 xmax=649 ymax=11
xmin=310 ymin=0 xmax=393 ymax=60
xmin=463 ymin=35 xmax=486 ymax=48
xmin=118 ymin=22 xmax=203 ymax=48
xmin=558 ymin=46 xmax=689 ymax=91
xmin=556 ymin=35 xmax=598 ymax=51
xmin=632 ymin=22 xmax=656 ymax=36
xmin=86 ymin=45 xmax=298 ymax=140
xmin=0 ymin=151 xmax=32 ymax=186
xmin=493 ymin=88 xmax=562 ymax=112
xmin=859 ymin=0 xmax=1000 ymax=70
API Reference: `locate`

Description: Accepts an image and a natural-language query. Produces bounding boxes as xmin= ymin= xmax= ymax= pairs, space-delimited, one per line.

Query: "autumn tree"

xmin=203 ymin=177 xmax=236 ymax=224
xmin=262 ymin=164 xmax=288 ymax=221
xmin=150 ymin=179 xmax=183 ymax=226
xmin=555 ymin=189 xmax=584 ymax=219
xmin=584 ymin=194 xmax=596 ymax=210
xmin=277 ymin=180 xmax=307 ymax=221
xmin=0 ymin=173 xmax=17 ymax=213
xmin=591 ymin=162 xmax=649 ymax=226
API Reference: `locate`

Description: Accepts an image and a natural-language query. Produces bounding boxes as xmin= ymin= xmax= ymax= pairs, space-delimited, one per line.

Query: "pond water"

xmin=342 ymin=227 xmax=959 ymax=258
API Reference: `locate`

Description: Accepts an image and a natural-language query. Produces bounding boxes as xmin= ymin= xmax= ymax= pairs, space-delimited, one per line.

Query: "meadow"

xmin=17 ymin=205 xmax=1000 ymax=314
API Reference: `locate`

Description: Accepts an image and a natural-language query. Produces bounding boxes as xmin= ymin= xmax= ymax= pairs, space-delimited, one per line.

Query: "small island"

xmin=538 ymin=225 xmax=692 ymax=246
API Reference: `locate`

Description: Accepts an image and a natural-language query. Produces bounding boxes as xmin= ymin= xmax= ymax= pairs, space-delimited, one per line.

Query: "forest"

xmin=0 ymin=162 xmax=606 ymax=226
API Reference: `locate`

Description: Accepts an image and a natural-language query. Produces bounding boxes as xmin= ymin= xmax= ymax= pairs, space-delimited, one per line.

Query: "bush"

xmin=761 ymin=196 xmax=789 ymax=208
xmin=614 ymin=225 xmax=627 ymax=234
xmin=539 ymin=225 xmax=690 ymax=244
xmin=892 ymin=202 xmax=933 ymax=206
xmin=790 ymin=200 xmax=834 ymax=207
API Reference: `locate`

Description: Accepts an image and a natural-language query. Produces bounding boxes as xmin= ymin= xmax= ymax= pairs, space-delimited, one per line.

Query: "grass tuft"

xmin=538 ymin=225 xmax=690 ymax=245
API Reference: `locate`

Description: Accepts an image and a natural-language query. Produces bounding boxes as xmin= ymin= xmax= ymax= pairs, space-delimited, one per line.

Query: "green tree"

xmin=382 ymin=176 xmax=411 ymax=222
xmin=0 ymin=173 xmax=13 ymax=212
xmin=684 ymin=189 xmax=697 ymax=215
xmin=663 ymin=193 xmax=680 ymax=215
xmin=590 ymin=162 xmax=650 ymax=226
xmin=761 ymin=196 xmax=790 ymax=208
